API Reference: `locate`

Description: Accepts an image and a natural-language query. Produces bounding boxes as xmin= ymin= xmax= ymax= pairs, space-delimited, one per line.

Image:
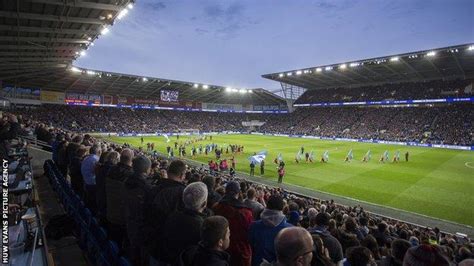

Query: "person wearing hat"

xmin=213 ymin=181 xmax=254 ymax=266
xmin=159 ymin=182 xmax=210 ymax=264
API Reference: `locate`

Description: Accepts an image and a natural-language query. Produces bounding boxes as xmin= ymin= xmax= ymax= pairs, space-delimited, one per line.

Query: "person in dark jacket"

xmin=203 ymin=175 xmax=221 ymax=209
xmin=66 ymin=135 xmax=83 ymax=169
xmin=249 ymin=194 xmax=293 ymax=266
xmin=124 ymin=155 xmax=152 ymax=266
xmin=56 ymin=140 xmax=69 ymax=178
xmin=69 ymin=146 xmax=87 ymax=199
xmin=105 ymin=149 xmax=134 ymax=248
xmin=0 ymin=114 xmax=20 ymax=159
xmin=159 ymin=182 xmax=209 ymax=264
xmin=178 ymin=216 xmax=231 ymax=266
xmin=308 ymin=213 xmax=343 ymax=264
xmin=148 ymin=160 xmax=187 ymax=261
xmin=213 ymin=181 xmax=253 ymax=266
xmin=95 ymin=151 xmax=119 ymax=224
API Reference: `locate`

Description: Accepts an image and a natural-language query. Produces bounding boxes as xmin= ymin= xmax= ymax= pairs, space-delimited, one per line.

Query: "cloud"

xmin=144 ymin=1 xmax=166 ymax=11
xmin=196 ymin=2 xmax=257 ymax=39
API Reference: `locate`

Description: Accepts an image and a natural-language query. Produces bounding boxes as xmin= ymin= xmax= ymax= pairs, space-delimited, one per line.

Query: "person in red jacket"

xmin=213 ymin=181 xmax=253 ymax=266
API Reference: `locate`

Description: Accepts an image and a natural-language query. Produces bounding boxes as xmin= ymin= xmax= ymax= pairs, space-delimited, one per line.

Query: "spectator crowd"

xmin=2 ymin=112 xmax=473 ymax=266
xmin=294 ymin=79 xmax=473 ymax=104
xmin=13 ymin=102 xmax=474 ymax=146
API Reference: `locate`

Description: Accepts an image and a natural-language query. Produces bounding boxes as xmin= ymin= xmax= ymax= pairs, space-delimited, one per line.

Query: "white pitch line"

xmin=465 ymin=162 xmax=474 ymax=169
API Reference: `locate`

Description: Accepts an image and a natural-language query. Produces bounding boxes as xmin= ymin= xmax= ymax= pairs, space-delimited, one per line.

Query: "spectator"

xmin=378 ymin=239 xmax=411 ymax=266
xmin=81 ymin=144 xmax=101 ymax=213
xmin=105 ymin=148 xmax=134 ymax=248
xmin=95 ymin=151 xmax=119 ymax=224
xmin=203 ymin=175 xmax=222 ymax=209
xmin=244 ymin=188 xmax=265 ymax=220
xmin=0 ymin=114 xmax=20 ymax=158
xmin=178 ymin=216 xmax=231 ymax=266
xmin=249 ymin=194 xmax=293 ymax=265
xmin=345 ymin=246 xmax=376 ymax=266
xmin=270 ymin=227 xmax=314 ymax=266
xmin=160 ymin=182 xmax=209 ymax=263
xmin=308 ymin=213 xmax=343 ymax=264
xmin=69 ymin=146 xmax=87 ymax=199
xmin=403 ymin=244 xmax=451 ymax=266
xmin=148 ymin=160 xmax=187 ymax=261
xmin=213 ymin=181 xmax=253 ymax=266
xmin=124 ymin=155 xmax=152 ymax=266
xmin=311 ymin=234 xmax=335 ymax=266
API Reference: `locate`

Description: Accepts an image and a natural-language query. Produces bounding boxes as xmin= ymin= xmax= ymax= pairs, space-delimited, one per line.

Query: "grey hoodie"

xmin=260 ymin=209 xmax=286 ymax=227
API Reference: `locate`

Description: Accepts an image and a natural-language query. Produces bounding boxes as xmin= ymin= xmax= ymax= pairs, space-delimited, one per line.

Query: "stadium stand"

xmin=11 ymin=102 xmax=474 ymax=145
xmin=0 ymin=112 xmax=472 ymax=265
xmin=293 ymin=79 xmax=473 ymax=104
xmin=1 ymin=0 xmax=473 ymax=265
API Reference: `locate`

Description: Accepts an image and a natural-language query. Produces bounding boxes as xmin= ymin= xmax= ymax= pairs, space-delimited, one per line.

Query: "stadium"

xmin=1 ymin=1 xmax=473 ymax=266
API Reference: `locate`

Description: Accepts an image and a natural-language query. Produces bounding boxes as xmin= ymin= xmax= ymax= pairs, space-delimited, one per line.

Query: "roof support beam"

xmin=144 ymin=82 xmax=170 ymax=98
xmin=0 ymin=68 xmax=59 ymax=81
xmin=65 ymin=76 xmax=82 ymax=92
xmin=27 ymin=0 xmax=125 ymax=11
xmin=398 ymin=58 xmax=424 ymax=80
xmin=0 ymin=36 xmax=90 ymax=44
xmin=117 ymin=79 xmax=138 ymax=95
xmin=0 ymin=10 xmax=105 ymax=25
xmin=130 ymin=79 xmax=158 ymax=94
xmin=0 ymin=25 xmax=97 ymax=35
xmin=0 ymin=51 xmax=75 ymax=57
xmin=102 ymin=75 xmax=122 ymax=94
xmin=0 ymin=45 xmax=78 ymax=51
xmin=451 ymin=53 xmax=466 ymax=78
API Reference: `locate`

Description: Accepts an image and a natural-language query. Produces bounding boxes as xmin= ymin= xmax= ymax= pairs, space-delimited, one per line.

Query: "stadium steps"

xmin=28 ymin=147 xmax=87 ymax=266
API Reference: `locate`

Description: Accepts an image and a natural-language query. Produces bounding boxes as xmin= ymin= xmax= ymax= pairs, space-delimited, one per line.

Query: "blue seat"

xmin=118 ymin=257 xmax=132 ymax=266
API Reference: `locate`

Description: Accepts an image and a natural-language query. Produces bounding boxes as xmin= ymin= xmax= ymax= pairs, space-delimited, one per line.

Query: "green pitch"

xmin=104 ymin=134 xmax=474 ymax=226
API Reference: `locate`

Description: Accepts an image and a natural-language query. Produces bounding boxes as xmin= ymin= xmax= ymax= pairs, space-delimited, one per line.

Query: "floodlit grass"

xmin=104 ymin=134 xmax=474 ymax=226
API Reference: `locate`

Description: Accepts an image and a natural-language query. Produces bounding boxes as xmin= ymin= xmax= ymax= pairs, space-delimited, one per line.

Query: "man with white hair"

xmin=159 ymin=182 xmax=210 ymax=264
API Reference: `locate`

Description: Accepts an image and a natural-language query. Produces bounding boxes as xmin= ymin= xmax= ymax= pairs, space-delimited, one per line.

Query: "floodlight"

xmin=390 ymin=56 xmax=399 ymax=62
xmin=325 ymin=66 xmax=332 ymax=71
xmin=248 ymin=90 xmax=253 ymax=93
xmin=142 ymin=77 xmax=148 ymax=82
xmin=239 ymin=89 xmax=246 ymax=93
xmin=101 ymin=27 xmax=110 ymax=35
xmin=87 ymin=37 xmax=92 ymax=41
xmin=339 ymin=64 xmax=347 ymax=69
xmin=117 ymin=9 xmax=128 ymax=19
xmin=193 ymin=83 xmax=199 ymax=88
xmin=286 ymin=72 xmax=293 ymax=76
xmin=127 ymin=3 xmax=134 ymax=9
xmin=202 ymin=85 xmax=209 ymax=89
xmin=296 ymin=70 xmax=302 ymax=75
xmin=70 ymin=67 xmax=81 ymax=73
xmin=349 ymin=62 xmax=359 ymax=67
xmin=231 ymin=88 xmax=238 ymax=93
xmin=468 ymin=45 xmax=474 ymax=51
xmin=80 ymin=50 xmax=86 ymax=56
xmin=86 ymin=70 xmax=96 ymax=75
xmin=225 ymin=87 xmax=232 ymax=92
xmin=278 ymin=73 xmax=284 ymax=77
xmin=90 ymin=42 xmax=95 ymax=46
xmin=426 ymin=51 xmax=436 ymax=57
xmin=316 ymin=68 xmax=322 ymax=72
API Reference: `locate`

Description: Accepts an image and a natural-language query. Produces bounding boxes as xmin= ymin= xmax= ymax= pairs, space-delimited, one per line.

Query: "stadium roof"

xmin=0 ymin=0 xmax=133 ymax=81
xmin=0 ymin=0 xmax=284 ymax=105
xmin=262 ymin=43 xmax=474 ymax=90
xmin=9 ymin=66 xmax=285 ymax=104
